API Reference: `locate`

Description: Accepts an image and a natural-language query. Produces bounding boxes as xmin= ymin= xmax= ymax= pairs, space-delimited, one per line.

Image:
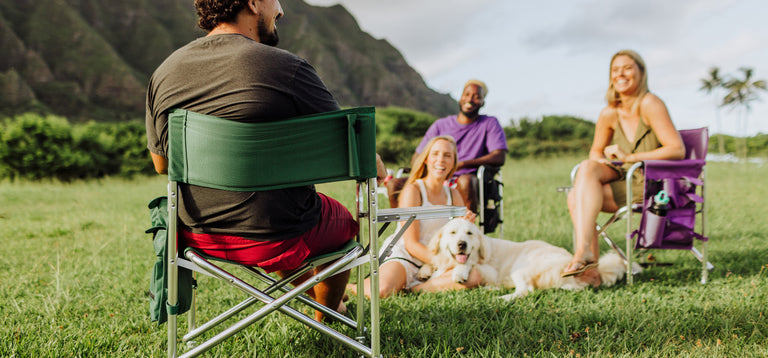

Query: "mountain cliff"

xmin=0 ymin=0 xmax=456 ymax=120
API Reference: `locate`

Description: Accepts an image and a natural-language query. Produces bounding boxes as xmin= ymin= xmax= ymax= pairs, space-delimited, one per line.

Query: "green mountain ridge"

xmin=0 ymin=0 xmax=456 ymax=120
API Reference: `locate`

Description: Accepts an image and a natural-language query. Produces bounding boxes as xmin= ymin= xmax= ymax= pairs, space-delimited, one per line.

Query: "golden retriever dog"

xmin=420 ymin=218 xmax=635 ymax=300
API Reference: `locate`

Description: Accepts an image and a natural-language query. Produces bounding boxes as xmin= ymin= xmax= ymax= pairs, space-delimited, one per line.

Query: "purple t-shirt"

xmin=416 ymin=115 xmax=508 ymax=176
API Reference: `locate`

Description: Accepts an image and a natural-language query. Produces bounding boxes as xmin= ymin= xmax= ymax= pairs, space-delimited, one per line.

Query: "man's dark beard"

xmin=258 ymin=17 xmax=279 ymax=46
xmin=460 ymin=105 xmax=480 ymax=118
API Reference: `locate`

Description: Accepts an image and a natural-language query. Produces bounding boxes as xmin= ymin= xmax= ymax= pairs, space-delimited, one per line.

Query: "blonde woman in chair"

xmin=563 ymin=49 xmax=685 ymax=283
xmin=350 ymin=136 xmax=481 ymax=298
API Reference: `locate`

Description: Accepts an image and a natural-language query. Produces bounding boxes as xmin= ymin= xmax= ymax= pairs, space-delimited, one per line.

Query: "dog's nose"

xmin=458 ymin=241 xmax=467 ymax=251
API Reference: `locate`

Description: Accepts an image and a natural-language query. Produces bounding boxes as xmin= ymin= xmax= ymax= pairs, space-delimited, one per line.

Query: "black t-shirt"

xmin=146 ymin=34 xmax=340 ymax=240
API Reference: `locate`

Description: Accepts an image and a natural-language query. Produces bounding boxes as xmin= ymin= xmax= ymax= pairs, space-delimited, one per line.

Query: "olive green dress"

xmin=608 ymin=115 xmax=661 ymax=205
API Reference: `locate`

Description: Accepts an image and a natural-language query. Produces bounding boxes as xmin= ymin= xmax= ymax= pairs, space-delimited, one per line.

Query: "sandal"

xmin=561 ymin=260 xmax=598 ymax=278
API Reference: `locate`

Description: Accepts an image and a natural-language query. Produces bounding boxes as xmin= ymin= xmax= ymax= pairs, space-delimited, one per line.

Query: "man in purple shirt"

xmin=388 ymin=79 xmax=508 ymax=213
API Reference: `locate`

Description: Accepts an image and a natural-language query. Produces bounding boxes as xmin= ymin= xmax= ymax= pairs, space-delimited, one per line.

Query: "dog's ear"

xmin=427 ymin=228 xmax=442 ymax=255
xmin=477 ymin=230 xmax=491 ymax=263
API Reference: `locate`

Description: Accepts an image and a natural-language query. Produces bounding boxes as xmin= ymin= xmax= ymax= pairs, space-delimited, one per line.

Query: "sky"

xmin=304 ymin=0 xmax=768 ymax=136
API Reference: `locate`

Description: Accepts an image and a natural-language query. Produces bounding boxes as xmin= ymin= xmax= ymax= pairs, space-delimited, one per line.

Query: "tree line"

xmin=0 ymin=113 xmax=152 ymax=181
xmin=700 ymin=66 xmax=767 ymax=159
xmin=1 ymin=108 xmax=766 ymax=181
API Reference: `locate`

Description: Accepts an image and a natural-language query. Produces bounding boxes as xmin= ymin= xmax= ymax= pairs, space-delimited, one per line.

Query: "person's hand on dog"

xmin=461 ymin=209 xmax=477 ymax=223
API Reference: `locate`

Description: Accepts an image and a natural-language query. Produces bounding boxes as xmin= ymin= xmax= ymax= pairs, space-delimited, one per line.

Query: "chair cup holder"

xmin=639 ymin=212 xmax=666 ymax=248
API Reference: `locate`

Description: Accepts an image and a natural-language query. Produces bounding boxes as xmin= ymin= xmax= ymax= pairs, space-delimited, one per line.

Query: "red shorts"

xmin=180 ymin=193 xmax=358 ymax=273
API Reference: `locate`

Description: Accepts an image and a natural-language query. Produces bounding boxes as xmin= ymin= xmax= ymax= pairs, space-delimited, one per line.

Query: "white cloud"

xmin=303 ymin=0 xmax=768 ymax=136
xmin=524 ymin=0 xmax=737 ymax=51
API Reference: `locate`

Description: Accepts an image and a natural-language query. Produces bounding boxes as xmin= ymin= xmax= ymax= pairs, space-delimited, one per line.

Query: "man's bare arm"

xmin=151 ymin=152 xmax=168 ymax=175
xmin=457 ymin=149 xmax=507 ymax=171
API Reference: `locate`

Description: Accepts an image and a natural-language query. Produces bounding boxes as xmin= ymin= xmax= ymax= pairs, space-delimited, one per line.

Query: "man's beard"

xmin=460 ymin=104 xmax=480 ymax=118
xmin=258 ymin=17 xmax=279 ymax=46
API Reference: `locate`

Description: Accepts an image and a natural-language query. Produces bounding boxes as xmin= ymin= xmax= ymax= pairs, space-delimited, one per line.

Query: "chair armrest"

xmin=377 ymin=205 xmax=466 ymax=223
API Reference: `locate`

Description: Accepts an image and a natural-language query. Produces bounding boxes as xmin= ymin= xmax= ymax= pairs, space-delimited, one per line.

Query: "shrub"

xmin=0 ymin=113 xmax=154 ymax=181
xmin=375 ymin=107 xmax=436 ymax=166
xmin=506 ymin=138 xmax=592 ymax=159
xmin=0 ymin=113 xmax=83 ymax=180
xmin=77 ymin=121 xmax=155 ymax=177
xmin=505 ymin=115 xmax=595 ymax=158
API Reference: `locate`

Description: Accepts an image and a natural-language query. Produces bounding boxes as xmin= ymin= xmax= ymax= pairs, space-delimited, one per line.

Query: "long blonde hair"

xmin=406 ymin=135 xmax=458 ymax=186
xmin=604 ymin=49 xmax=649 ymax=115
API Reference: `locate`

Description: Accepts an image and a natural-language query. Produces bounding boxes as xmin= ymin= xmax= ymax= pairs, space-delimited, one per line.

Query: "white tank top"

xmin=413 ymin=179 xmax=453 ymax=245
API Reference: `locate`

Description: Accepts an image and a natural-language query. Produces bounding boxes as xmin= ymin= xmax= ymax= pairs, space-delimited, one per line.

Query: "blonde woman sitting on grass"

xmin=349 ymin=135 xmax=481 ymax=298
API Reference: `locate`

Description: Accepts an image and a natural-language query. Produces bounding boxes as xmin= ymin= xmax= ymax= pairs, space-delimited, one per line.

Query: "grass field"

xmin=1 ymin=156 xmax=766 ymax=357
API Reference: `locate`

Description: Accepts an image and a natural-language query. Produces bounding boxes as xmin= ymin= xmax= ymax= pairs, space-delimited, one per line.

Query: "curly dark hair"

xmin=194 ymin=0 xmax=250 ymax=31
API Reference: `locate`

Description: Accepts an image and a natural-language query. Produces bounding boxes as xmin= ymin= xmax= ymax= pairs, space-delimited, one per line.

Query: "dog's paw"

xmin=452 ymin=266 xmax=470 ymax=283
xmin=499 ymin=290 xmax=527 ymax=301
xmin=417 ymin=264 xmax=434 ymax=281
xmin=498 ymin=293 xmax=515 ymax=302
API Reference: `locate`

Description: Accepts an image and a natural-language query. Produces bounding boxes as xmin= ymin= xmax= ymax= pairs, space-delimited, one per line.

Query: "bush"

xmin=506 ymin=138 xmax=592 ymax=159
xmin=505 ymin=115 xmax=595 ymax=158
xmin=0 ymin=113 xmax=82 ymax=181
xmin=1 ymin=110 xmax=765 ymax=181
xmin=375 ymin=107 xmax=436 ymax=166
xmin=0 ymin=113 xmax=154 ymax=181
xmin=506 ymin=115 xmax=595 ymax=141
xmin=76 ymin=121 xmax=155 ymax=177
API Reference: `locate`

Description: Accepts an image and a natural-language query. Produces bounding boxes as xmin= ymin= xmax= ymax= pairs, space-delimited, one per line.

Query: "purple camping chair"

xmin=568 ymin=127 xmax=713 ymax=285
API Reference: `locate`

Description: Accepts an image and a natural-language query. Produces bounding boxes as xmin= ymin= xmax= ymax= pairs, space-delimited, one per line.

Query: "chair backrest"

xmin=167 ymin=107 xmax=377 ymax=191
xmin=679 ymin=127 xmax=709 ymax=160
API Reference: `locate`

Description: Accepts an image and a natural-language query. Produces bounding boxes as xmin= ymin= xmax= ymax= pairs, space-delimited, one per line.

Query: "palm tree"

xmin=722 ymin=67 xmax=767 ymax=159
xmin=699 ymin=67 xmax=726 ymax=154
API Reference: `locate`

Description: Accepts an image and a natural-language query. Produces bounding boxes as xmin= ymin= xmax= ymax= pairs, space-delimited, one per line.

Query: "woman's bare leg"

xmin=566 ymin=159 xmax=620 ymax=269
xmin=346 ymin=261 xmax=408 ymax=299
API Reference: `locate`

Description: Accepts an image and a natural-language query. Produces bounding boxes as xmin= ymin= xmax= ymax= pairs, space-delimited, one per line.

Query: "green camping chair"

xmin=162 ymin=107 xmax=464 ymax=357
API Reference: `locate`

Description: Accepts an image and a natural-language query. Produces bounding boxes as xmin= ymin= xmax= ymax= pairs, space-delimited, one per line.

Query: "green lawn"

xmin=1 ymin=156 xmax=766 ymax=357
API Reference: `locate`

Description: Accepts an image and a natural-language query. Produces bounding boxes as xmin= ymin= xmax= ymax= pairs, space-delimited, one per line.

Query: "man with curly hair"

xmin=146 ymin=0 xmax=355 ymax=322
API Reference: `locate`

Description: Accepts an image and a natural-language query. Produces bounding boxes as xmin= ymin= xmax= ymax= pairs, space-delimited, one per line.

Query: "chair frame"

xmin=568 ymin=127 xmax=713 ymax=285
xmin=477 ymin=165 xmax=504 ymax=237
xmin=163 ymin=107 xmax=465 ymax=357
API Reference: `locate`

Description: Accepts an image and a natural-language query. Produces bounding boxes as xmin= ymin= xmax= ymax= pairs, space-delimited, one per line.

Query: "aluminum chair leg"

xmin=355 ymin=182 xmax=368 ymax=347
xmin=367 ymin=177 xmax=381 ymax=358
xmin=186 ymin=278 xmax=197 ymax=349
xmin=184 ymin=296 xmax=257 ymax=343
xmin=168 ymin=313 xmax=177 ymax=358
xmin=477 ymin=166 xmax=503 ymax=238
xmin=181 ymin=260 xmax=314 ymax=342
xmin=181 ymin=247 xmax=371 ymax=358
xmin=167 ymin=181 xmax=179 ymax=358
xmin=690 ymin=246 xmax=714 ymax=268
xmin=700 ymin=166 xmax=710 ymax=284
xmin=241 ymin=266 xmax=357 ymax=328
xmin=497 ymin=170 xmax=504 ymax=239
xmin=181 ymin=265 xmax=356 ymax=344
xmin=596 ymin=224 xmax=627 ymax=263
xmin=478 ymin=166 xmax=485 ymax=233
xmin=355 ymin=265 xmax=366 ymax=344
xmin=595 ymin=207 xmax=640 ymax=275
xmin=698 ymin=242 xmax=710 ymax=284
xmin=596 ymin=227 xmax=643 ymax=275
